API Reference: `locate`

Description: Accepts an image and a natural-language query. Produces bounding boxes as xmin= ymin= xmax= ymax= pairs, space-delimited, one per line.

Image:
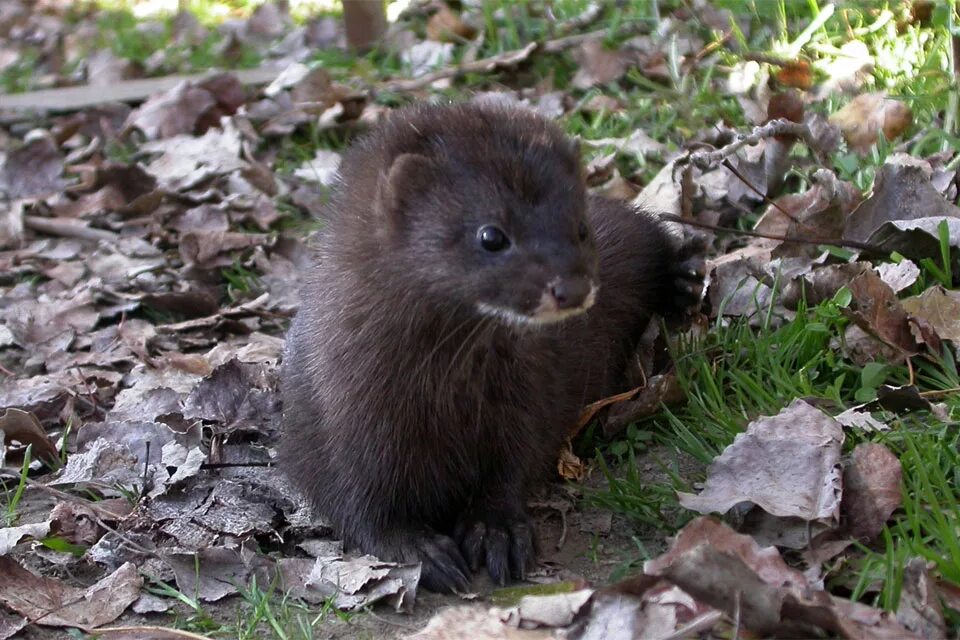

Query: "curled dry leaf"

xmin=875 ymin=259 xmax=920 ymax=293
xmin=0 ymin=136 xmax=66 ymax=201
xmin=659 ymin=544 xmax=920 ymax=639
xmin=406 ymin=605 xmax=554 ymax=639
xmin=866 ymin=216 xmax=960 ymax=264
xmin=0 ymin=521 xmax=51 ymax=556
xmin=842 ymin=443 xmax=902 ymax=541
xmin=572 ymin=39 xmax=630 ymax=89
xmin=426 ymin=3 xmax=477 ymax=42
xmin=793 ymin=264 xmax=922 ymax=357
xmin=901 ymin=286 xmax=960 ymax=343
xmin=754 ymin=169 xmax=862 ymax=257
xmin=844 ymin=268 xmax=919 ymax=354
xmin=0 ymin=557 xmax=141 ymax=630
xmin=645 ymin=516 xmax=807 ymax=587
xmin=830 ymin=93 xmax=912 ymax=153
xmin=897 ymin=558 xmax=946 ymax=640
xmin=843 ymin=154 xmax=960 ymax=245
xmin=0 ymin=609 xmax=26 ymax=640
xmin=677 ymin=399 xmax=843 ymax=526
xmin=140 ymin=120 xmax=245 ymax=190
xmin=834 ymin=406 xmax=889 ymax=432
xmin=0 ymin=407 xmax=61 ymax=466
xmin=281 ymin=553 xmax=420 ymax=612
xmin=602 ymin=372 xmax=684 ymax=437
xmin=775 ymin=59 xmax=813 ymax=90
xmin=506 ymin=589 xmax=595 ymax=628
xmin=163 ymin=547 xmax=258 ymax=603
xmin=0 ymin=199 xmax=24 ymax=248
xmin=179 ymin=229 xmax=270 ymax=267
xmin=125 ymin=80 xmax=217 ymax=140
xmin=182 ymin=358 xmax=280 ymax=433
xmin=294 ymin=149 xmax=341 ymax=186
xmin=401 ymin=41 xmax=454 ymax=78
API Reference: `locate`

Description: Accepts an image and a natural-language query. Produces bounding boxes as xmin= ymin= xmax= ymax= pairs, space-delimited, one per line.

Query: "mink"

xmin=279 ymin=102 xmax=700 ymax=593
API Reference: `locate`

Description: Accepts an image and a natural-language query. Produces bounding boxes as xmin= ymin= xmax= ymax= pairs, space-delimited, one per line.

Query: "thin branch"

xmin=660 ymin=213 xmax=884 ymax=254
xmin=381 ymin=42 xmax=538 ymax=93
xmin=379 ymin=22 xmax=647 ymax=93
xmin=24 ymin=215 xmax=119 ymax=243
xmin=154 ymin=292 xmax=273 ymax=333
xmin=686 ymin=118 xmax=814 ymax=171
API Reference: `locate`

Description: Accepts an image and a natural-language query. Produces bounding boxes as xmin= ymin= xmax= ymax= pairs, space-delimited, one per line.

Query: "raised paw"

xmin=454 ymin=510 xmax=537 ymax=586
xmin=667 ymin=234 xmax=708 ymax=315
xmin=404 ymin=531 xmax=472 ymax=594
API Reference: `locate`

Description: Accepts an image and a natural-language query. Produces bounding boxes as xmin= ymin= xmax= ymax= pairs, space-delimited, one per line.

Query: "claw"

xmin=455 ymin=510 xmax=538 ymax=586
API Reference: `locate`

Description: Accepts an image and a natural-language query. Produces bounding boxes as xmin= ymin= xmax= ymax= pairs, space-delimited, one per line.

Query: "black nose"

xmin=549 ymin=277 xmax=592 ymax=309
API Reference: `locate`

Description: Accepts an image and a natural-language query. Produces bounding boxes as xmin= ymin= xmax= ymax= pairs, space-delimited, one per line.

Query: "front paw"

xmin=403 ymin=531 xmax=472 ymax=594
xmin=667 ymin=234 xmax=707 ymax=315
xmin=454 ymin=510 xmax=537 ymax=586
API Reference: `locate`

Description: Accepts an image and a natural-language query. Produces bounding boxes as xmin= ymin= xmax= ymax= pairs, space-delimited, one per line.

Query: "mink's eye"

xmin=478 ymin=225 xmax=510 ymax=252
xmin=578 ymin=220 xmax=589 ymax=242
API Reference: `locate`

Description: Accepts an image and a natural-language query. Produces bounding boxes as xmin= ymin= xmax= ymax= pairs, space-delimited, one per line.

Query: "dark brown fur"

xmin=280 ymin=102 xmax=685 ymax=592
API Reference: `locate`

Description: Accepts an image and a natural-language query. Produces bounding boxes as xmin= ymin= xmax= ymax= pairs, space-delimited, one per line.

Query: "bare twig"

xmin=552 ymin=1 xmax=604 ymax=35
xmin=154 ymin=292 xmax=273 ymax=333
xmin=719 ymin=157 xmax=803 ymax=226
xmin=379 ymin=22 xmax=647 ymax=93
xmin=381 ymin=42 xmax=538 ymax=93
xmin=686 ymin=118 xmax=814 ymax=170
xmin=660 ymin=213 xmax=884 ymax=254
xmin=542 ymin=22 xmax=643 ymax=53
xmin=24 ymin=215 xmax=119 ymax=243
xmin=96 ymin=626 xmax=213 ymax=640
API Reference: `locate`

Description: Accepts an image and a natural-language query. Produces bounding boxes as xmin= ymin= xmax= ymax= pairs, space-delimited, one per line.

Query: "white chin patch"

xmin=477 ymin=285 xmax=598 ymax=327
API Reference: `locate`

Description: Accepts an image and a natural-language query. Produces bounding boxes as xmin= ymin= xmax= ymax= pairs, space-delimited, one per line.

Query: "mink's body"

xmin=280 ymin=103 xmax=693 ymax=593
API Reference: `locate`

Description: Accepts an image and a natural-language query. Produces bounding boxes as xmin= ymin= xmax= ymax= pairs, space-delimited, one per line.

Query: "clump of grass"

xmin=145 ymin=571 xmax=354 ymax=639
xmin=222 ymin=258 xmax=264 ymax=302
xmin=2 ymin=445 xmax=31 ymax=527
xmin=595 ymin=270 xmax=960 ymax=615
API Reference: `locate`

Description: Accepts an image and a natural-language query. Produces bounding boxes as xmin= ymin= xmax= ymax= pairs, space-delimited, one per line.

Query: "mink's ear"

xmin=375 ymin=153 xmax=435 ymax=222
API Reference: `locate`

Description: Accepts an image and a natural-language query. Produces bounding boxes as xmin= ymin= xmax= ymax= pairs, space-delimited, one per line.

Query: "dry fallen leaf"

xmin=0 ymin=407 xmax=61 ymax=466
xmin=753 ymin=169 xmax=862 ymax=257
xmin=845 ymin=269 xmax=919 ymax=355
xmin=844 ymin=154 xmax=960 ymax=245
xmin=125 ymin=80 xmax=218 ymax=140
xmin=401 ymin=40 xmax=454 ymax=78
xmin=677 ymin=399 xmax=843 ymax=527
xmin=830 ymin=93 xmax=912 ymax=153
xmin=426 ymin=3 xmax=477 ymax=42
xmin=163 ymin=547 xmax=258 ymax=603
xmin=572 ymin=39 xmax=630 ymax=89
xmin=407 ymin=605 xmax=554 ymax=639
xmin=898 ymin=558 xmax=947 ymax=640
xmin=294 ymin=149 xmax=341 ymax=186
xmin=842 ymin=443 xmax=903 ymax=540
xmin=0 ymin=557 xmax=141 ymax=630
xmin=277 ymin=552 xmax=420 ymax=612
xmin=901 ymin=286 xmax=960 ymax=343
xmin=775 ymin=59 xmax=813 ymax=90
xmin=645 ymin=516 xmax=807 ymax=587
xmin=875 ymin=259 xmax=920 ymax=293
xmin=0 ymin=521 xmax=51 ymax=556
xmin=0 ymin=136 xmax=66 ymax=201
xmin=658 ymin=543 xmax=920 ymax=639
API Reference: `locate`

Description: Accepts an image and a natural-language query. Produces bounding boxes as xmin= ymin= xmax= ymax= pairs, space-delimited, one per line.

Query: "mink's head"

xmin=347 ymin=102 xmax=599 ymax=327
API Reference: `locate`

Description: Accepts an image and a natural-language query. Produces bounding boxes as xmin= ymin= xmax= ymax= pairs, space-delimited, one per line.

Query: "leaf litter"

xmin=0 ymin=0 xmax=958 ymax=638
